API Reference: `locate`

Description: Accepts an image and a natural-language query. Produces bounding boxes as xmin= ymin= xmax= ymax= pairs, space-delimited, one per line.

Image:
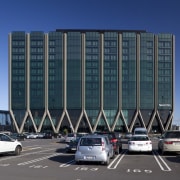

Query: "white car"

xmin=0 ymin=133 xmax=22 ymax=155
xmin=65 ymin=133 xmax=76 ymax=143
xmin=133 ymin=127 xmax=147 ymax=135
xmin=158 ymin=130 xmax=180 ymax=155
xmin=128 ymin=135 xmax=152 ymax=153
xmin=26 ymin=133 xmax=39 ymax=139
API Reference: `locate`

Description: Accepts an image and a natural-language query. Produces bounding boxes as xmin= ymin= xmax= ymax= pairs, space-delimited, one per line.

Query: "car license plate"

xmin=138 ymin=144 xmax=143 ymax=146
xmin=85 ymin=156 xmax=95 ymax=160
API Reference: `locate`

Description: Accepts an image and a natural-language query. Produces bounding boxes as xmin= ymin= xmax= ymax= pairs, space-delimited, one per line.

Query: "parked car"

xmin=133 ymin=127 xmax=147 ymax=135
xmin=37 ymin=132 xmax=45 ymax=139
xmin=66 ymin=137 xmax=80 ymax=153
xmin=10 ymin=133 xmax=25 ymax=141
xmin=0 ymin=133 xmax=22 ymax=155
xmin=65 ymin=133 xmax=76 ymax=143
xmin=44 ymin=132 xmax=53 ymax=139
xmin=75 ymin=134 xmax=114 ymax=165
xmin=26 ymin=133 xmax=39 ymax=139
xmin=128 ymin=135 xmax=152 ymax=153
xmin=95 ymin=132 xmax=122 ymax=154
xmin=124 ymin=132 xmax=132 ymax=139
xmin=158 ymin=130 xmax=180 ymax=155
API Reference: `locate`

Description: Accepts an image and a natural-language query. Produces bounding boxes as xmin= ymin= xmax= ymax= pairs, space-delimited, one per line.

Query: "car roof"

xmin=165 ymin=130 xmax=180 ymax=132
xmin=81 ymin=134 xmax=107 ymax=138
xmin=134 ymin=128 xmax=147 ymax=131
xmin=131 ymin=134 xmax=148 ymax=137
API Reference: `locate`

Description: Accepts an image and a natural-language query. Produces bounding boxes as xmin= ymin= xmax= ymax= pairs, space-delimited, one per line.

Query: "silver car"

xmin=75 ymin=134 xmax=114 ymax=165
xmin=158 ymin=130 xmax=180 ymax=155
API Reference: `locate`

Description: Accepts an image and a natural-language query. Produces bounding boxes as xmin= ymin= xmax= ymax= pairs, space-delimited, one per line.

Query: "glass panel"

xmin=104 ymin=110 xmax=117 ymax=127
xmin=41 ymin=117 xmax=53 ymax=132
xmin=96 ymin=117 xmax=109 ymax=132
xmin=67 ymin=32 xmax=82 ymax=109
xmin=77 ymin=116 xmax=91 ymax=133
xmin=85 ymin=32 xmax=100 ymax=109
xmin=31 ymin=110 xmax=44 ymax=128
xmin=140 ymin=110 xmax=153 ymax=126
xmin=49 ymin=109 xmax=63 ymax=127
xmin=114 ymin=117 xmax=126 ymax=133
xmin=86 ymin=109 xmax=99 ymax=128
xmin=48 ymin=32 xmax=63 ymax=109
xmin=68 ymin=109 xmax=81 ymax=127
xmin=11 ymin=32 xmax=26 ymax=110
xmin=103 ymin=32 xmax=118 ymax=109
xmin=140 ymin=33 xmax=154 ymax=109
xmin=157 ymin=35 xmax=173 ymax=110
xmin=24 ymin=117 xmax=36 ymax=132
xmin=12 ymin=110 xmax=26 ymax=128
xmin=30 ymin=32 xmax=45 ymax=109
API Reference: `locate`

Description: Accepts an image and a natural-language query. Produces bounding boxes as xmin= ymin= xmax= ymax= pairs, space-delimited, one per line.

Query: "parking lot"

xmin=0 ymin=137 xmax=179 ymax=180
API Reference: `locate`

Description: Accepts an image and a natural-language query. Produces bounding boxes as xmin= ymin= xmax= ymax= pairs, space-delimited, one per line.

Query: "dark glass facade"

xmin=0 ymin=110 xmax=12 ymax=132
xmin=9 ymin=30 xmax=175 ymax=134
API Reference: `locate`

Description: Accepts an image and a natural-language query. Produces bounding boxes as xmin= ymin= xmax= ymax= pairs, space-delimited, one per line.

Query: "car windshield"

xmin=131 ymin=136 xmax=149 ymax=141
xmin=165 ymin=132 xmax=180 ymax=138
xmin=80 ymin=138 xmax=102 ymax=146
xmin=135 ymin=131 xmax=147 ymax=134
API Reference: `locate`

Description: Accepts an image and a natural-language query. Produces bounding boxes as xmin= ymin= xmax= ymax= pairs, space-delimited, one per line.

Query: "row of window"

xmin=12 ymin=54 xmax=170 ymax=62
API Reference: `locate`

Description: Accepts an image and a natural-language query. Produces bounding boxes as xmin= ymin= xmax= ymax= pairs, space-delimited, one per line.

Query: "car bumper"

xmin=75 ymin=152 xmax=108 ymax=162
xmin=163 ymin=144 xmax=180 ymax=152
xmin=128 ymin=145 xmax=152 ymax=152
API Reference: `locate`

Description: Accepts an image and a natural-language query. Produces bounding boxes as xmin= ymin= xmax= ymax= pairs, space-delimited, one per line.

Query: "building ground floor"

xmin=7 ymin=108 xmax=173 ymax=135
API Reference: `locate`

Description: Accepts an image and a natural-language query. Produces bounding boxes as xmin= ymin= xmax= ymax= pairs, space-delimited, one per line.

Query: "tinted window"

xmin=0 ymin=134 xmax=11 ymax=141
xmin=80 ymin=138 xmax=102 ymax=146
xmin=165 ymin=132 xmax=180 ymax=138
xmin=131 ymin=136 xmax=149 ymax=141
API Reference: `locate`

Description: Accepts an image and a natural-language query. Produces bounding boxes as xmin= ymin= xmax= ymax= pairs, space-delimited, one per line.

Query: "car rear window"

xmin=131 ymin=136 xmax=149 ymax=141
xmin=165 ymin=132 xmax=180 ymax=138
xmin=80 ymin=138 xmax=102 ymax=146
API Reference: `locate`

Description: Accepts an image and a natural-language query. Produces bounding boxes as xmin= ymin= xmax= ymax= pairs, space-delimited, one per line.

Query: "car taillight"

xmin=146 ymin=142 xmax=152 ymax=145
xmin=101 ymin=141 xmax=105 ymax=151
xmin=111 ymin=138 xmax=117 ymax=143
xmin=164 ymin=141 xmax=173 ymax=144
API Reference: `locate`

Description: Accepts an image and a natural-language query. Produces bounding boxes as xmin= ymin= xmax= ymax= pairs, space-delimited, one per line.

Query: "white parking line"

xmin=18 ymin=153 xmax=61 ymax=166
xmin=0 ymin=148 xmax=57 ymax=162
xmin=107 ymin=150 xmax=127 ymax=169
xmin=59 ymin=160 xmax=75 ymax=167
xmin=152 ymin=151 xmax=172 ymax=171
xmin=23 ymin=147 xmax=42 ymax=151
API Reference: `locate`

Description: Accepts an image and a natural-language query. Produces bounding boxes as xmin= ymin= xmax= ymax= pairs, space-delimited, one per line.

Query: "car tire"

xmin=104 ymin=156 xmax=110 ymax=166
xmin=115 ymin=147 xmax=119 ymax=155
xmin=111 ymin=151 xmax=115 ymax=159
xmin=119 ymin=145 xmax=122 ymax=153
xmin=76 ymin=161 xmax=81 ymax=165
xmin=158 ymin=147 xmax=165 ymax=155
xmin=14 ymin=146 xmax=21 ymax=156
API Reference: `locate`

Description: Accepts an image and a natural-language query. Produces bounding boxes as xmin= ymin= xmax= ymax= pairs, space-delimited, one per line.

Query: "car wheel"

xmin=111 ymin=151 xmax=115 ymax=159
xmin=15 ymin=146 xmax=21 ymax=156
xmin=76 ymin=161 xmax=81 ymax=165
xmin=119 ymin=146 xmax=122 ymax=153
xmin=115 ymin=147 xmax=119 ymax=155
xmin=104 ymin=156 xmax=110 ymax=165
xmin=158 ymin=146 xmax=165 ymax=155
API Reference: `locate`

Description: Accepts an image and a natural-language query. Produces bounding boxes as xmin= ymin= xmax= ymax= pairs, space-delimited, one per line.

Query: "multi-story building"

xmin=8 ymin=29 xmax=175 ymax=134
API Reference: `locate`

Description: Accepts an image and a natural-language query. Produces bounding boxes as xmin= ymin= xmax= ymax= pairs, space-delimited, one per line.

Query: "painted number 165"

xmin=127 ymin=169 xmax=152 ymax=173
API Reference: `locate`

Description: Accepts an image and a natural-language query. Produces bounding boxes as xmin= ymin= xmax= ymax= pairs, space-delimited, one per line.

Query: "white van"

xmin=134 ymin=127 xmax=147 ymax=135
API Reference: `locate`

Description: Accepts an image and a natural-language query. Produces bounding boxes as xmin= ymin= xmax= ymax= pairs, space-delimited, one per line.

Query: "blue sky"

xmin=0 ymin=0 xmax=179 ymax=125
